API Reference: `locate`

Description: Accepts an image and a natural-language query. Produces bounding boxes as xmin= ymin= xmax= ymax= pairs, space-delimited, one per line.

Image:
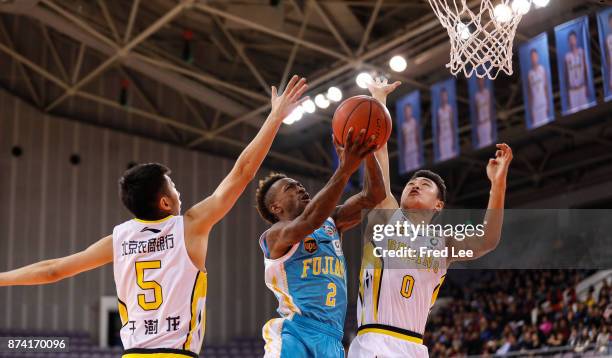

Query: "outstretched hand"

xmin=366 ymin=77 xmax=401 ymax=103
xmin=270 ymin=75 xmax=309 ymax=121
xmin=334 ymin=128 xmax=377 ymax=175
xmin=486 ymin=143 xmax=513 ymax=187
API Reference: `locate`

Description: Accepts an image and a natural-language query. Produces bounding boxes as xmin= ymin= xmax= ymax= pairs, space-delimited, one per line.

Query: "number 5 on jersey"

xmin=136 ymin=260 xmax=163 ymax=310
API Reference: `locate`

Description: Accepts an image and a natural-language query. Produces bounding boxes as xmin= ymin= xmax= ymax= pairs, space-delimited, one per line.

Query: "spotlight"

xmin=511 ymin=0 xmax=530 ymax=15
xmin=326 ymin=87 xmax=343 ymax=102
xmin=389 ymin=55 xmax=407 ymax=72
xmin=302 ymin=99 xmax=316 ymax=113
xmin=532 ymin=0 xmax=550 ymax=7
xmin=493 ymin=4 xmax=513 ymax=23
xmin=283 ymin=107 xmax=304 ymax=125
xmin=356 ymin=72 xmax=373 ymax=89
xmin=314 ymin=94 xmax=330 ymax=109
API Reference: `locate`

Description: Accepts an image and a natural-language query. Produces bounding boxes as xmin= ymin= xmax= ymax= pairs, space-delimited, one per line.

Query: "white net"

xmin=427 ymin=0 xmax=533 ymax=79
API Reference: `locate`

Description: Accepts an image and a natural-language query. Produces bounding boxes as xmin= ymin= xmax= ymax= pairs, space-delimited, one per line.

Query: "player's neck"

xmin=400 ymin=208 xmax=434 ymax=225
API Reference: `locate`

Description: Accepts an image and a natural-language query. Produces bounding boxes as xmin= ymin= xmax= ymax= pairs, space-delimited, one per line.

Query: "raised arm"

xmin=266 ymin=129 xmax=373 ymax=257
xmin=183 ymin=75 xmax=307 ymax=245
xmin=333 ymin=153 xmax=386 ymax=233
xmin=448 ymin=143 xmax=512 ymax=261
xmin=0 ymin=235 xmax=113 ymax=286
xmin=366 ymin=78 xmax=401 ymax=209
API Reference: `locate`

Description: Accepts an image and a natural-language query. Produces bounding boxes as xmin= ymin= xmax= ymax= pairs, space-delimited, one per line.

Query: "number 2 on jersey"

xmin=135 ymin=260 xmax=163 ymax=310
xmin=326 ymin=282 xmax=337 ymax=307
xmin=400 ymin=275 xmax=415 ymax=299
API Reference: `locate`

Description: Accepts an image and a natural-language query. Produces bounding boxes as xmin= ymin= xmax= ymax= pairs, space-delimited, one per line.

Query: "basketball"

xmin=332 ymin=95 xmax=392 ymax=149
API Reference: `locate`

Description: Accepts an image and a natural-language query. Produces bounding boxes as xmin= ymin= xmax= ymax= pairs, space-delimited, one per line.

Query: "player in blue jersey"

xmin=255 ymin=128 xmax=386 ymax=357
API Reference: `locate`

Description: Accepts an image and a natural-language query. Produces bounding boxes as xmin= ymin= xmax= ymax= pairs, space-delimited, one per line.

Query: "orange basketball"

xmin=332 ymin=95 xmax=392 ymax=150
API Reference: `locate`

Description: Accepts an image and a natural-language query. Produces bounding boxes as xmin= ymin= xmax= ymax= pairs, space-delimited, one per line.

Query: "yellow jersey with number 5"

xmin=112 ymin=215 xmax=206 ymax=357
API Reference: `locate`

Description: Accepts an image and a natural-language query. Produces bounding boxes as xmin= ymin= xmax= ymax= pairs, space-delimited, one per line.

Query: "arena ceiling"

xmin=1 ymin=0 xmax=612 ymax=207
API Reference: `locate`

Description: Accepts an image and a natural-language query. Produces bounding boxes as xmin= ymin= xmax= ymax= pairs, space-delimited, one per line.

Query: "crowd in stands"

xmin=425 ymin=270 xmax=611 ymax=357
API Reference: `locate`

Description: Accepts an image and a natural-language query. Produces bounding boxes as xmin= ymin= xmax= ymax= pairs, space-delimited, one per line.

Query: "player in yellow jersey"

xmin=348 ymin=78 xmax=513 ymax=358
xmin=0 ymin=75 xmax=309 ymax=358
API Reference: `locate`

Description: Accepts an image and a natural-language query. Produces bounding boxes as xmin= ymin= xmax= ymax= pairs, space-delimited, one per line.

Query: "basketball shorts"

xmin=531 ymin=104 xmax=548 ymax=127
xmin=568 ymin=86 xmax=588 ymax=112
xmin=262 ymin=314 xmax=344 ymax=358
xmin=348 ymin=326 xmax=429 ymax=358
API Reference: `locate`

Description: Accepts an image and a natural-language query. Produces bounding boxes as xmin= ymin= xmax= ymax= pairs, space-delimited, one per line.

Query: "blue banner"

xmin=431 ymin=78 xmax=459 ymax=162
xmin=519 ymin=33 xmax=555 ymax=129
xmin=396 ymin=91 xmax=424 ymax=174
xmin=468 ymin=77 xmax=497 ymax=149
xmin=597 ymin=8 xmax=612 ymax=102
xmin=555 ymin=16 xmax=596 ymax=115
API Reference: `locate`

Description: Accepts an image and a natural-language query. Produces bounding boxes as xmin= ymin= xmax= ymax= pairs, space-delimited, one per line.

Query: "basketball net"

xmin=427 ymin=0 xmax=531 ymax=79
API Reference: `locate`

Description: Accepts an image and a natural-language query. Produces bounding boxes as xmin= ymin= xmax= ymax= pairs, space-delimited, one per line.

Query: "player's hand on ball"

xmin=486 ymin=143 xmax=513 ymax=186
xmin=270 ymin=75 xmax=309 ymax=121
xmin=366 ymin=77 xmax=401 ymax=102
xmin=334 ymin=128 xmax=377 ymax=174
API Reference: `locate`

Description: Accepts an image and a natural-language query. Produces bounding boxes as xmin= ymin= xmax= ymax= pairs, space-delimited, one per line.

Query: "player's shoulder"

xmin=267 ymin=220 xmax=288 ymax=240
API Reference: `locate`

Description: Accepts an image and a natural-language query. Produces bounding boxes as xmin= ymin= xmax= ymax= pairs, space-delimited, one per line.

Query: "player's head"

xmin=568 ymin=31 xmax=577 ymax=49
xmin=440 ymin=88 xmax=448 ymax=104
xmin=403 ymin=104 xmax=413 ymax=119
xmin=530 ymin=49 xmax=539 ymax=66
xmin=608 ymin=14 xmax=612 ymax=28
xmin=400 ymin=170 xmax=446 ymax=212
xmin=256 ymin=173 xmax=310 ymax=224
xmin=119 ymin=163 xmax=181 ymax=220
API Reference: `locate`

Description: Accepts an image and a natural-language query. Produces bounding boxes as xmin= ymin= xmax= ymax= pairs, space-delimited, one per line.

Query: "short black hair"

xmin=256 ymin=172 xmax=287 ymax=224
xmin=119 ymin=163 xmax=171 ymax=220
xmin=410 ymin=169 xmax=447 ymax=203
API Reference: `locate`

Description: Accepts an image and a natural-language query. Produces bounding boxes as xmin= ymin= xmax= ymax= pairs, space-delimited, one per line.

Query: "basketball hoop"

xmin=427 ymin=0 xmax=538 ymax=79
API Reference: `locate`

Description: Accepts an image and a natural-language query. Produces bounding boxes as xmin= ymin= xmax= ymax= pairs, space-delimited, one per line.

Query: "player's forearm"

xmin=374 ymin=143 xmax=392 ymax=197
xmin=362 ymin=155 xmax=386 ymax=207
xmin=0 ymin=259 xmax=60 ymax=286
xmin=479 ymin=182 xmax=507 ymax=253
xmin=299 ymin=168 xmax=352 ymax=229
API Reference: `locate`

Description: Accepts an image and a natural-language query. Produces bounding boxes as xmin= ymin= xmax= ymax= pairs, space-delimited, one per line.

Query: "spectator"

xmin=423 ymin=270 xmax=611 ymax=356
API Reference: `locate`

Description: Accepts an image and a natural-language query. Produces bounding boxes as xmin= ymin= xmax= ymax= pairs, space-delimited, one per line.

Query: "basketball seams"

xmin=340 ymin=100 xmax=370 ymax=145
xmin=374 ymin=100 xmax=391 ymax=146
xmin=365 ymin=100 xmax=373 ymax=143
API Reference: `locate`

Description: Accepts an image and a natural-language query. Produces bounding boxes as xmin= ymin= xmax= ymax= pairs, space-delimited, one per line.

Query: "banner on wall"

xmin=555 ymin=16 xmax=596 ymax=115
xmin=431 ymin=78 xmax=460 ymax=162
xmin=597 ymin=8 xmax=612 ymax=102
xmin=396 ymin=90 xmax=424 ymax=174
xmin=519 ymin=33 xmax=555 ymax=129
xmin=468 ymin=76 xmax=497 ymax=149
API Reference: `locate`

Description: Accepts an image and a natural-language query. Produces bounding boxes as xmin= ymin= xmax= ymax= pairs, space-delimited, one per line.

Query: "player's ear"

xmin=159 ymin=195 xmax=173 ymax=211
xmin=434 ymin=200 xmax=444 ymax=212
xmin=270 ymin=203 xmax=282 ymax=216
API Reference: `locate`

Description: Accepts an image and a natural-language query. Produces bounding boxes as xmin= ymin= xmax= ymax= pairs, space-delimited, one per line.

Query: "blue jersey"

xmin=259 ymin=217 xmax=347 ymax=333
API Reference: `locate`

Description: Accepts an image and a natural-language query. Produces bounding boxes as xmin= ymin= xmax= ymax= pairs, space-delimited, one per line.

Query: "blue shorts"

xmin=262 ymin=314 xmax=344 ymax=358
